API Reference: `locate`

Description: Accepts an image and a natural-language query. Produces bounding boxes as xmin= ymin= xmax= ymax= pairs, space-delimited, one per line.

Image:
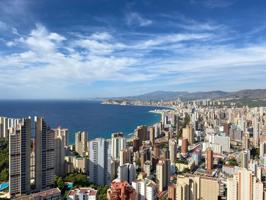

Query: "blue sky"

xmin=0 ymin=0 xmax=266 ymax=99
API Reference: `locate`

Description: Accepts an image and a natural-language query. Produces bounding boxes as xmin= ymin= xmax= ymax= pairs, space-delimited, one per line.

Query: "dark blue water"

xmin=0 ymin=100 xmax=161 ymax=143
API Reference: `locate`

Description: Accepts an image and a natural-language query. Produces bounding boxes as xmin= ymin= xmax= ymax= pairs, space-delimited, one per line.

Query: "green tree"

xmin=57 ymin=177 xmax=65 ymax=191
xmin=64 ymin=173 xmax=90 ymax=187
xmin=0 ymin=139 xmax=9 ymax=181
xmin=97 ymin=185 xmax=108 ymax=200
xmin=0 ymin=168 xmax=9 ymax=182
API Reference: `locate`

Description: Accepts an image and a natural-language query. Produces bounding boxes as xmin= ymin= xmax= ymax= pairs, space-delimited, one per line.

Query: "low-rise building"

xmin=67 ymin=187 xmax=97 ymax=200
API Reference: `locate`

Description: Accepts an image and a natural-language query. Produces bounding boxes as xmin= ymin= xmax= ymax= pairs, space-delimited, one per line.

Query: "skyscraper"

xmin=53 ymin=127 xmax=67 ymax=177
xmin=120 ymin=148 xmax=131 ymax=165
xmin=260 ymin=142 xmax=266 ymax=158
xmin=182 ymin=124 xmax=194 ymax=144
xmin=227 ymin=168 xmax=263 ymax=200
xmin=132 ymin=179 xmax=156 ymax=200
xmin=111 ymin=132 xmax=126 ymax=160
xmin=9 ymin=118 xmax=31 ymax=197
xmin=117 ymin=163 xmax=136 ymax=184
xmin=181 ymin=138 xmax=188 ymax=155
xmin=54 ymin=127 xmax=68 ymax=147
xmin=156 ymin=159 xmax=170 ymax=192
xmin=0 ymin=117 xmax=8 ymax=138
xmin=206 ymin=148 xmax=213 ymax=171
xmin=149 ymin=127 xmax=155 ymax=146
xmin=240 ymin=150 xmax=249 ymax=169
xmin=89 ymin=138 xmax=111 ymax=185
xmin=169 ymin=139 xmax=177 ymax=164
xmin=35 ymin=117 xmax=55 ymax=191
xmin=75 ymin=131 xmax=88 ymax=156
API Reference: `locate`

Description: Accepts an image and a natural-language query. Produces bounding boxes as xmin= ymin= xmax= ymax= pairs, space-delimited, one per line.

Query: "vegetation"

xmin=176 ymin=159 xmax=188 ymax=164
xmin=55 ymin=176 xmax=65 ymax=191
xmin=97 ymin=185 xmax=109 ymax=200
xmin=0 ymin=139 xmax=8 ymax=182
xmin=64 ymin=173 xmax=88 ymax=186
xmin=224 ymin=98 xmax=266 ymax=108
xmin=55 ymin=173 xmax=109 ymax=200
xmin=227 ymin=158 xmax=238 ymax=166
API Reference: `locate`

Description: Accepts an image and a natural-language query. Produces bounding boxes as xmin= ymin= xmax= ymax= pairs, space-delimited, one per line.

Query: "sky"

xmin=0 ymin=0 xmax=266 ymax=99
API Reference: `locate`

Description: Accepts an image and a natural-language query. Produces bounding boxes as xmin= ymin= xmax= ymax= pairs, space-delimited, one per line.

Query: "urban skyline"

xmin=1 ymin=0 xmax=266 ymax=199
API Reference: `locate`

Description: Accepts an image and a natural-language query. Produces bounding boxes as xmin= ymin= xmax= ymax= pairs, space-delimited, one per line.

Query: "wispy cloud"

xmin=190 ymin=0 xmax=237 ymax=8
xmin=126 ymin=12 xmax=153 ymax=27
xmin=1 ymin=22 xmax=266 ymax=98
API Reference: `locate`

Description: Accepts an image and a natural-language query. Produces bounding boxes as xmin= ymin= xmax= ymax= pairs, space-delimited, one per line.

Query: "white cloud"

xmin=18 ymin=24 xmax=65 ymax=53
xmin=126 ymin=12 xmax=153 ymax=27
xmin=89 ymin=32 xmax=113 ymax=41
xmin=1 ymin=22 xmax=266 ymax=98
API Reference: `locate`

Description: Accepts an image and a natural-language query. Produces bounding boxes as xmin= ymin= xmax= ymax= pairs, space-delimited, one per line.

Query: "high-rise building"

xmin=30 ymin=139 xmax=36 ymax=184
xmin=35 ymin=117 xmax=55 ymax=191
xmin=135 ymin=125 xmax=148 ymax=144
xmin=143 ymin=161 xmax=152 ymax=177
xmin=169 ymin=139 xmax=177 ymax=164
xmin=156 ymin=159 xmax=170 ymax=192
xmin=209 ymin=134 xmax=230 ymax=152
xmin=111 ymin=132 xmax=126 ymax=160
xmin=227 ymin=177 xmax=238 ymax=200
xmin=75 ymin=131 xmax=88 ymax=156
xmin=181 ymin=138 xmax=188 ymax=155
xmin=182 ymin=124 xmax=194 ymax=144
xmin=53 ymin=127 xmax=68 ymax=147
xmin=53 ymin=127 xmax=67 ymax=177
xmin=206 ymin=148 xmax=213 ymax=171
xmin=176 ymin=175 xmax=219 ymax=200
xmin=117 ymin=163 xmax=136 ymax=184
xmin=253 ymin=117 xmax=260 ymax=147
xmin=9 ymin=118 xmax=31 ymax=197
xmin=176 ymin=176 xmax=198 ymax=200
xmin=89 ymin=138 xmax=111 ymax=185
xmin=132 ymin=179 xmax=156 ymax=200
xmin=120 ymin=148 xmax=131 ymax=165
xmin=200 ymin=177 xmax=220 ymax=200
xmin=240 ymin=150 xmax=249 ymax=169
xmin=243 ymin=133 xmax=249 ymax=150
xmin=149 ymin=127 xmax=155 ymax=146
xmin=260 ymin=142 xmax=266 ymax=158
xmin=227 ymin=168 xmax=263 ymax=200
xmin=168 ymin=184 xmax=176 ymax=200
xmin=0 ymin=117 xmax=8 ymax=138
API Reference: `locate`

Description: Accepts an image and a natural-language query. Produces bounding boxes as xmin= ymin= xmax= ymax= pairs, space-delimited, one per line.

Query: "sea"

xmin=0 ymin=100 xmax=161 ymax=143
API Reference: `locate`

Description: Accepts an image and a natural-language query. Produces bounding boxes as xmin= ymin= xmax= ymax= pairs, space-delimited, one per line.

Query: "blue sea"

xmin=0 ymin=100 xmax=161 ymax=143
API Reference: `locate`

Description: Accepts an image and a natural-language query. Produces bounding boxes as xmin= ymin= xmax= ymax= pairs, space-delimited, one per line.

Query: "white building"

xmin=227 ymin=168 xmax=263 ymax=200
xmin=209 ymin=134 xmax=230 ymax=152
xmin=117 ymin=163 xmax=136 ymax=184
xmin=67 ymin=187 xmax=97 ymax=200
xmin=89 ymin=138 xmax=111 ymax=185
xmin=203 ymin=142 xmax=222 ymax=154
xmin=111 ymin=132 xmax=126 ymax=160
xmin=132 ymin=179 xmax=156 ymax=200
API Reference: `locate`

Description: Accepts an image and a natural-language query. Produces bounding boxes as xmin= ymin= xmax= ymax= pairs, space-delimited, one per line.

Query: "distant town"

xmin=0 ymin=97 xmax=266 ymax=199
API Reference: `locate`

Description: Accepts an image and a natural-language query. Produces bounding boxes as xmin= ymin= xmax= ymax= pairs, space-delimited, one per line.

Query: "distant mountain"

xmin=229 ymin=89 xmax=266 ymax=99
xmin=105 ymin=89 xmax=266 ymax=101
